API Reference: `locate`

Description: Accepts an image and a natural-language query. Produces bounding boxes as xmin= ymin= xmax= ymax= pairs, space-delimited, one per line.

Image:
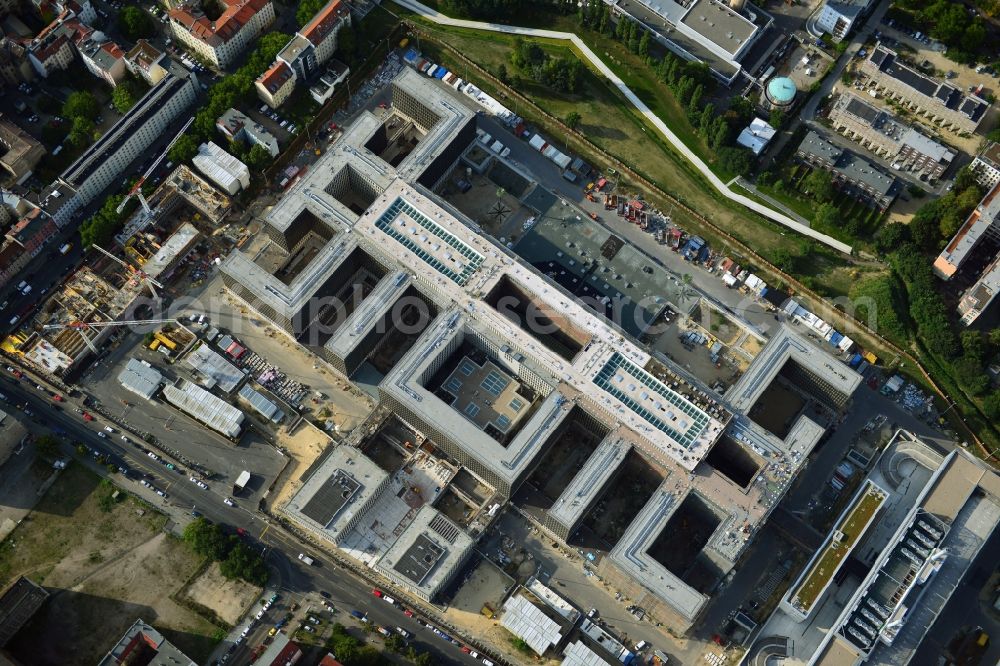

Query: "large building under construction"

xmin=223 ymin=68 xmax=863 ymax=631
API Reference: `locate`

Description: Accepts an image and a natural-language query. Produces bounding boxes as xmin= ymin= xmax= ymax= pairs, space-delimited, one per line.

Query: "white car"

xmin=104 ymin=426 xmax=114 ymax=433
xmin=155 ymin=489 xmax=167 ymax=498
xmin=121 ymin=435 xmax=129 ymax=442
xmin=224 ymin=497 xmax=235 ymax=506
xmin=147 ymin=452 xmax=159 ymax=461
xmin=97 ymin=431 xmax=107 ymax=439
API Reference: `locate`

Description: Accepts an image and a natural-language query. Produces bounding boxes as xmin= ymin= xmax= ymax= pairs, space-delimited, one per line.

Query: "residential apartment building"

xmin=76 ymin=35 xmax=126 ymax=86
xmin=827 ymin=91 xmax=955 ymax=182
xmin=860 ymin=45 xmax=990 ymax=135
xmin=795 ymin=130 xmax=897 ymax=210
xmin=0 ymin=114 xmax=45 ymax=182
xmin=124 ymin=39 xmax=169 ymax=85
xmin=933 ymin=181 xmax=1000 ymax=280
xmin=0 ymin=38 xmax=34 ymax=86
xmin=26 ymin=11 xmax=81 ymax=77
xmin=266 ymin=0 xmax=351 ymax=94
xmin=957 ymin=256 xmax=1000 ymax=325
xmin=970 ymin=141 xmax=1000 ymax=189
xmin=815 ymin=0 xmax=873 ymax=42
xmin=59 ymin=66 xmax=198 ymax=206
xmin=254 ymin=60 xmax=294 ymax=108
xmin=168 ymin=0 xmax=275 ymax=69
xmin=309 ymin=59 xmax=349 ymax=104
xmin=216 ymin=107 xmax=279 ymax=156
xmin=97 ymin=619 xmax=196 ymax=666
xmin=6 ymin=206 xmax=57 ymax=258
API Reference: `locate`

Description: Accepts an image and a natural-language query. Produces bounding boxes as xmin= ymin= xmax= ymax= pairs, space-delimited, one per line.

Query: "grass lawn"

xmin=396 ymin=5 xmax=856 ymax=271
xmin=792 ymin=484 xmax=886 ymax=612
xmin=0 ymin=463 xmax=223 ymax=664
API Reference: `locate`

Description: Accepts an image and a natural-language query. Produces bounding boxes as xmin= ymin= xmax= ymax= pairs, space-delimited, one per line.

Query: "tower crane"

xmin=91 ymin=243 xmax=164 ymax=299
xmin=43 ymin=318 xmax=178 ymax=354
xmin=115 ymin=116 xmax=195 ymax=235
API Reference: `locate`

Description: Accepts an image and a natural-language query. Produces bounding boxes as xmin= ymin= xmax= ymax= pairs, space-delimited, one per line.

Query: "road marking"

xmin=164 ymin=480 xmax=173 ymax=490
xmin=260 ymin=523 xmax=270 ymax=540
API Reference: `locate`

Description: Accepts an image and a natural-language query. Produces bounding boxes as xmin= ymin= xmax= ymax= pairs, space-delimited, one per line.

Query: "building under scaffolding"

xmin=162 ymin=165 xmax=232 ymax=225
xmin=3 ymin=266 xmax=142 ymax=377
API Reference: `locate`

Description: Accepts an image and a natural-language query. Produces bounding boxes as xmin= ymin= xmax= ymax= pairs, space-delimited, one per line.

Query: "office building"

xmin=168 ymin=0 xmax=275 ymax=68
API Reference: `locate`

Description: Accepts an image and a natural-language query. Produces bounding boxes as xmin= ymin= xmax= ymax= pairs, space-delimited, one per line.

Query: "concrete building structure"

xmin=217 ymin=107 xmax=280 ymax=157
xmin=255 ymin=60 xmax=295 ymax=108
xmin=860 ymin=45 xmax=990 ymax=135
xmin=815 ymin=0 xmax=873 ymax=42
xmin=933 ymin=181 xmax=1000 ymax=273
xmin=605 ymin=0 xmax=768 ymax=85
xmin=168 ymin=0 xmax=274 ymax=68
xmin=76 ymin=34 xmax=126 ymax=86
xmin=764 ymin=76 xmax=796 ymax=110
xmin=0 ymin=409 xmax=28 ymax=469
xmin=970 ymin=141 xmax=1000 ymax=190
xmin=161 ymin=164 xmax=233 ymax=224
xmin=59 ymin=65 xmax=198 ymax=207
xmin=97 ymin=618 xmax=196 ymax=666
xmin=124 ymin=39 xmax=169 ymax=85
xmin=737 ymin=117 xmax=775 ymax=156
xmin=309 ymin=59 xmax=349 ymax=105
xmin=956 ymin=255 xmax=1000 ymax=326
xmin=795 ymin=130 xmax=897 ymax=210
xmin=0 ymin=113 xmax=44 ymax=183
xmin=799 ymin=437 xmax=1000 ymax=666
xmin=827 ymin=92 xmax=955 ymax=182
xmin=230 ymin=68 xmax=862 ymax=633
xmin=162 ymin=378 xmax=244 ymax=438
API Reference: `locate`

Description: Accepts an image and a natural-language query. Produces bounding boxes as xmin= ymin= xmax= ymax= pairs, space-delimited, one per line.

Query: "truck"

xmin=298 ymin=553 xmax=314 ymax=565
xmin=234 ymin=470 xmax=251 ymax=495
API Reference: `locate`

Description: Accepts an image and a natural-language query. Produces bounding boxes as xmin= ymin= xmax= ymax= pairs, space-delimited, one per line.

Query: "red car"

xmin=461 ymin=646 xmax=471 ymax=653
xmin=51 ymin=394 xmax=63 ymax=402
xmin=372 ymin=588 xmax=383 ymax=598
xmin=82 ymin=412 xmax=93 ymax=421
xmin=403 ymin=610 xmax=414 ymax=618
xmin=12 ymin=370 xmax=22 ymax=379
xmin=236 ymin=527 xmax=247 ymax=537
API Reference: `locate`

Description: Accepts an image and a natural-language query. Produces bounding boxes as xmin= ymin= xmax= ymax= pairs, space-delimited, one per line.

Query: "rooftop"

xmin=300 ymin=0 xmax=349 ymax=46
xmin=185 ymin=342 xmax=244 ymax=393
xmin=934 ymin=180 xmax=1000 ymax=277
xmin=257 ymin=60 xmax=294 ymax=93
xmin=0 ymin=576 xmax=48 ymax=648
xmin=169 ymin=0 xmax=271 ymax=47
xmin=118 ymin=358 xmax=164 ymax=401
xmin=501 ymin=591 xmax=565 ymax=656
xmin=161 ymin=378 xmax=244 ymax=438
xmin=678 ymin=0 xmax=758 ymax=58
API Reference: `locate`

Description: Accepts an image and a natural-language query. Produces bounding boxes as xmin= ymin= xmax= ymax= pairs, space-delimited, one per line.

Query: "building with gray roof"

xmin=828 ymin=92 xmax=954 ymax=182
xmin=97 ymin=618 xmax=196 ymax=666
xmin=860 ymin=45 xmax=989 ymax=134
xmin=285 ymin=444 xmax=390 ymax=545
xmin=216 ymin=107 xmax=280 ymax=157
xmin=374 ymin=504 xmax=474 ymax=601
xmin=795 ymin=131 xmax=897 ymax=210
xmin=0 ymin=576 xmax=48 ymax=648
xmin=185 ymin=341 xmax=245 ymax=393
xmin=118 ymin=358 xmax=164 ymax=401
xmin=162 ymin=378 xmax=244 ymax=438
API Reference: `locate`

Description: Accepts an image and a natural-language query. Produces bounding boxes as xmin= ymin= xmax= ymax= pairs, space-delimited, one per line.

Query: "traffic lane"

xmin=0 ymin=242 xmax=83 ymax=324
xmin=81 ymin=331 xmax=286 ymax=488
xmin=274 ymin=553 xmax=484 ymax=666
xmin=0 ymin=375 xmax=244 ymax=525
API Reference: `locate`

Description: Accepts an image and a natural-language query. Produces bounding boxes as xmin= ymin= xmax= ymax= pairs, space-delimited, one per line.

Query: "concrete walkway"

xmin=395 ymin=0 xmax=854 ymax=255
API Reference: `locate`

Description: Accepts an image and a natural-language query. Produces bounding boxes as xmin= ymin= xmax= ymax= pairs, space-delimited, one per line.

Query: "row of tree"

xmin=506 ymin=38 xmax=584 ymax=94
xmin=182 ymin=517 xmax=267 ymax=586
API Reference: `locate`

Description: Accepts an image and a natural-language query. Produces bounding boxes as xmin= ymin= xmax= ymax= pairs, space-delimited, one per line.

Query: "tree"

xmin=984 ymin=391 xmax=1000 ymax=420
xmin=67 ymin=116 xmax=95 ymax=148
xmin=168 ymin=134 xmax=199 ymax=164
xmin=112 ymin=83 xmax=139 ymax=115
xmin=295 ymin=0 xmax=325 ymax=26
xmin=119 ymin=6 xmax=155 ymax=40
xmin=565 ymin=111 xmax=582 ymax=130
xmin=771 ymin=248 xmax=797 ymax=272
xmin=638 ymin=30 xmax=650 ymax=57
xmin=183 ymin=518 xmax=229 ymax=560
xmin=384 ymin=634 xmax=405 ymax=653
xmin=716 ymin=146 xmax=753 ymax=177
xmin=496 ymin=62 xmax=508 ymax=83
xmin=414 ymin=653 xmax=434 ymax=666
xmin=220 ymin=539 xmax=268 ymax=585
xmin=814 ymin=202 xmax=839 ymax=228
xmin=244 ymin=143 xmax=273 ymax=170
xmin=62 ymin=91 xmax=99 ymax=121
xmin=874 ymin=222 xmax=911 ymax=255
xmin=803 ymin=170 xmax=835 ymax=203
xmin=769 ymin=108 xmax=785 ymax=130
xmin=35 ymin=435 xmax=60 ymax=458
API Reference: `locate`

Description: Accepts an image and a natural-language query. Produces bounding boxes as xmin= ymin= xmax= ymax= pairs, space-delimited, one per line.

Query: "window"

xmin=445 ymin=377 xmax=462 ymax=393
xmin=509 ymin=398 xmax=524 ymax=412
xmin=464 ymin=403 xmax=480 ymax=418
xmin=481 ymin=370 xmax=510 ymax=396
xmin=459 ymin=360 xmax=476 ymax=376
xmin=495 ymin=415 xmax=511 ymax=431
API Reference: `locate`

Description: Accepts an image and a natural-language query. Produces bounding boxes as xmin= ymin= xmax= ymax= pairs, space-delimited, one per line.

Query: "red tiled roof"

xmin=318 ymin=655 xmax=344 ymax=666
xmin=169 ymin=0 xmax=271 ymax=46
xmin=257 ymin=60 xmax=293 ymax=93
xmin=300 ymin=0 xmax=348 ymax=46
xmin=101 ymin=41 xmax=125 ymax=59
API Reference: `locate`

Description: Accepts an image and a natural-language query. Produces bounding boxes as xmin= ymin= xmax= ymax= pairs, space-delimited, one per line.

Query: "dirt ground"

xmin=181 ymin=561 xmax=262 ymax=626
xmin=886 ymin=192 xmax=925 ymax=225
xmin=270 ymin=420 xmax=333 ymax=511
xmin=0 ymin=464 xmax=222 ymax=664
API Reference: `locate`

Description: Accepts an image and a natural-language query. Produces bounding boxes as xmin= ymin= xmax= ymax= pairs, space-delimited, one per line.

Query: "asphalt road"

xmin=0 ymin=371 xmax=491 ymax=666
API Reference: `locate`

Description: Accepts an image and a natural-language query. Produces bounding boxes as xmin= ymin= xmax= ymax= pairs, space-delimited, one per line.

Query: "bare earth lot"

xmin=181 ymin=561 xmax=261 ymax=626
xmin=0 ymin=464 xmax=223 ymax=665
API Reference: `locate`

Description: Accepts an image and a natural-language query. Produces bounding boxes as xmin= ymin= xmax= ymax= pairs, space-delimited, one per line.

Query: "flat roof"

xmin=678 ymin=0 xmax=758 ymax=57
xmin=608 ymin=482 xmax=709 ymax=621
xmin=375 ymin=504 xmax=474 ymax=597
xmin=161 ymin=378 xmax=244 ymax=438
xmin=185 ymin=342 xmax=244 ymax=393
xmin=141 ymin=222 xmax=201 ymax=280
xmin=814 ymin=636 xmax=863 ymax=666
xmin=287 ymin=445 xmax=388 ymax=542
xmin=118 ymin=358 xmax=163 ymax=401
xmin=501 ymin=592 xmax=565 ymax=656
xmin=548 ymin=435 xmax=631 ymax=529
xmin=934 ymin=181 xmax=1000 ymax=276
xmin=562 ymin=640 xmax=613 ymax=666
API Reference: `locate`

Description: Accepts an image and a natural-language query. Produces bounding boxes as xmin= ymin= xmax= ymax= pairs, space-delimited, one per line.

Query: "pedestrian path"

xmin=394 ymin=0 xmax=854 ymax=255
